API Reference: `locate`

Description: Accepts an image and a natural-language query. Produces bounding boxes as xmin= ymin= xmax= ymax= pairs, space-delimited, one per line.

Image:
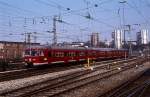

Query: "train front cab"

xmin=24 ymin=49 xmax=48 ymax=67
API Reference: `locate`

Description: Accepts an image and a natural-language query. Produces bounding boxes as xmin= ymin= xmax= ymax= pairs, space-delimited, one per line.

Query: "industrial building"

xmin=112 ymin=29 xmax=123 ymax=49
xmin=137 ymin=29 xmax=149 ymax=45
xmin=91 ymin=33 xmax=99 ymax=47
xmin=0 ymin=41 xmax=40 ymax=60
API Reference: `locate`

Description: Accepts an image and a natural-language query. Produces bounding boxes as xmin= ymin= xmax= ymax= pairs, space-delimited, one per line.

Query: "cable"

xmin=98 ymin=0 xmax=115 ymax=5
xmin=127 ymin=1 xmax=150 ymax=25
xmin=0 ymin=0 xmax=116 ymax=33
xmin=0 ymin=1 xmax=40 ymax=15
xmin=35 ymin=0 xmax=116 ymax=29
xmin=0 ymin=0 xmax=121 ymax=43
xmin=34 ymin=0 xmax=59 ymax=9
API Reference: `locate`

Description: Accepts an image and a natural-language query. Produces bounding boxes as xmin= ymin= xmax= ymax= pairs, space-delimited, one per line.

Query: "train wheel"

xmin=26 ymin=62 xmax=33 ymax=68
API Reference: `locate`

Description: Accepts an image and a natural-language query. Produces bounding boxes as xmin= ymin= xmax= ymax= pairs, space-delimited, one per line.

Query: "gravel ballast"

xmin=0 ymin=62 xmax=149 ymax=97
xmin=0 ymin=67 xmax=86 ymax=94
xmin=0 ymin=63 xmax=107 ymax=94
xmin=54 ymin=62 xmax=150 ymax=97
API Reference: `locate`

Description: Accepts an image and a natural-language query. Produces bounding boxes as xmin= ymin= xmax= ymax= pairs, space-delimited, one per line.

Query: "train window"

xmin=79 ymin=52 xmax=85 ymax=56
xmin=69 ymin=52 xmax=71 ymax=56
xmin=67 ymin=52 xmax=69 ymax=57
xmin=93 ymin=51 xmax=96 ymax=55
xmin=64 ymin=52 xmax=67 ymax=57
xmin=31 ymin=50 xmax=37 ymax=56
xmin=67 ymin=53 xmax=69 ymax=57
xmin=75 ymin=52 xmax=77 ymax=56
xmin=70 ymin=52 xmax=72 ymax=56
xmin=88 ymin=52 xmax=92 ymax=56
xmin=53 ymin=53 xmax=56 ymax=57
xmin=66 ymin=52 xmax=72 ymax=57
xmin=52 ymin=52 xmax=58 ymax=57
xmin=100 ymin=52 xmax=105 ymax=55
xmin=58 ymin=52 xmax=62 ymax=57
xmin=56 ymin=53 xmax=59 ymax=57
xmin=73 ymin=52 xmax=74 ymax=56
xmin=58 ymin=53 xmax=60 ymax=57
xmin=39 ymin=51 xmax=44 ymax=56
xmin=61 ymin=52 xmax=64 ymax=57
xmin=59 ymin=52 xmax=61 ymax=57
xmin=55 ymin=53 xmax=57 ymax=57
xmin=53 ymin=52 xmax=64 ymax=57
xmin=61 ymin=52 xmax=63 ymax=56
xmin=70 ymin=52 xmax=71 ymax=56
xmin=24 ymin=49 xmax=43 ymax=56
xmin=70 ymin=52 xmax=75 ymax=57
xmin=56 ymin=53 xmax=58 ymax=57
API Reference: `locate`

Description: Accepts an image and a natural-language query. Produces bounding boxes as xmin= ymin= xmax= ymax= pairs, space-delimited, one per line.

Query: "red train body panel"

xmin=24 ymin=47 xmax=128 ymax=67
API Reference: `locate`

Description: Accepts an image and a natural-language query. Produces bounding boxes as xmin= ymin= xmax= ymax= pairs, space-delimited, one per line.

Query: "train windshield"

xmin=25 ymin=49 xmax=44 ymax=56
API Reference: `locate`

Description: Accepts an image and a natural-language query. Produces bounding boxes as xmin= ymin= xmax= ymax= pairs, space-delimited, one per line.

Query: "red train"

xmin=24 ymin=46 xmax=128 ymax=67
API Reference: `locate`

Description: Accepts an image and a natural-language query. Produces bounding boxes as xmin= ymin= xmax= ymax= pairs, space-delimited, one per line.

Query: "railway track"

xmin=106 ymin=80 xmax=150 ymax=97
xmin=0 ymin=58 xmax=127 ymax=82
xmin=118 ymin=81 xmax=150 ymax=97
xmin=0 ymin=57 xmax=145 ymax=82
xmin=0 ymin=56 xmax=147 ymax=97
xmin=0 ymin=64 xmax=83 ymax=82
xmin=0 ymin=57 xmax=138 ymax=82
xmin=100 ymin=59 xmax=150 ymax=97
xmin=101 ymin=67 xmax=150 ymax=97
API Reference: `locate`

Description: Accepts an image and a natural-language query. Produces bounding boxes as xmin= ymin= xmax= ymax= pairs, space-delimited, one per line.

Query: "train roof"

xmin=45 ymin=46 xmax=88 ymax=51
xmin=25 ymin=45 xmax=87 ymax=50
xmin=90 ymin=48 xmax=128 ymax=51
xmin=25 ymin=45 xmax=127 ymax=51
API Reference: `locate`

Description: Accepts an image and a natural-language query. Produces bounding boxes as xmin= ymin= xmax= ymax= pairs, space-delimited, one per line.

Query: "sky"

xmin=0 ymin=0 xmax=150 ymax=44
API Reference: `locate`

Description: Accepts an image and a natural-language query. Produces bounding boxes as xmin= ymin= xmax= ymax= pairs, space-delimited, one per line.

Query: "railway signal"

xmin=84 ymin=58 xmax=95 ymax=70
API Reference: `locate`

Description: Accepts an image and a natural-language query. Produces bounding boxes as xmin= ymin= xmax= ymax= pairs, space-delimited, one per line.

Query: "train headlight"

xmin=29 ymin=58 xmax=32 ymax=62
xmin=44 ymin=58 xmax=47 ymax=61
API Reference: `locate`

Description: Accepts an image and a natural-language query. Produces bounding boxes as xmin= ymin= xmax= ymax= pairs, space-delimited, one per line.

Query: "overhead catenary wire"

xmin=35 ymin=0 xmax=116 ymax=29
xmin=0 ymin=0 xmax=117 ymax=28
xmin=0 ymin=0 xmax=40 ymax=15
xmin=1 ymin=0 xmax=148 ymax=43
xmin=126 ymin=1 xmax=150 ymax=26
xmin=0 ymin=0 xmax=116 ymax=44
xmin=0 ymin=0 xmax=118 ymax=29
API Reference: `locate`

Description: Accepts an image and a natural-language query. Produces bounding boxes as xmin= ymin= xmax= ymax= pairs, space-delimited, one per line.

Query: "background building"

xmin=0 ymin=41 xmax=40 ymax=60
xmin=112 ymin=29 xmax=123 ymax=49
xmin=91 ymin=32 xmax=99 ymax=47
xmin=137 ymin=29 xmax=149 ymax=45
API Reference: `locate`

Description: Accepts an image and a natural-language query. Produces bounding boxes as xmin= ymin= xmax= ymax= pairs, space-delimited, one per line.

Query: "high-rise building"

xmin=112 ymin=29 xmax=123 ymax=49
xmin=137 ymin=29 xmax=149 ymax=45
xmin=137 ymin=32 xmax=141 ymax=45
xmin=91 ymin=33 xmax=99 ymax=47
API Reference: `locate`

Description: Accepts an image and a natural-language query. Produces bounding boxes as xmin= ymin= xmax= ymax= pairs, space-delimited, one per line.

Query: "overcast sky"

xmin=0 ymin=0 xmax=150 ymax=44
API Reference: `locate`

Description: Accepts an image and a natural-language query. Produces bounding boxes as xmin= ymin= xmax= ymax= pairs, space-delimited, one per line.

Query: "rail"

xmin=0 ymin=56 xmax=148 ymax=97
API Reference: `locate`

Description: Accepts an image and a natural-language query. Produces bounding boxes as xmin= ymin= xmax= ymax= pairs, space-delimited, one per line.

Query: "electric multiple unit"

xmin=24 ymin=47 xmax=128 ymax=67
